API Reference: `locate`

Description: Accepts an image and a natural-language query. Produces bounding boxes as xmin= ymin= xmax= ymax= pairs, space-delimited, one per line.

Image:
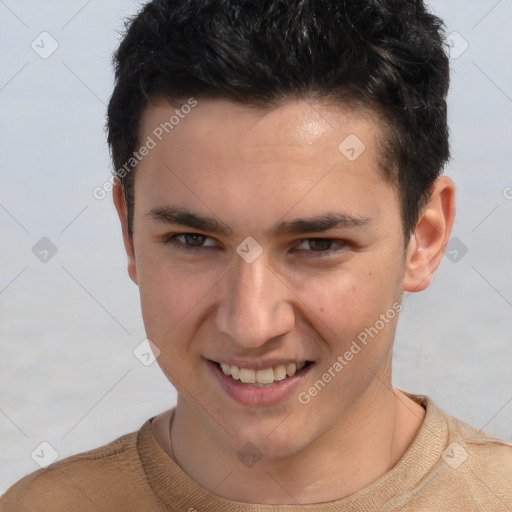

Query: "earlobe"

xmin=402 ymin=176 xmax=456 ymax=292
xmin=112 ymin=179 xmax=138 ymax=285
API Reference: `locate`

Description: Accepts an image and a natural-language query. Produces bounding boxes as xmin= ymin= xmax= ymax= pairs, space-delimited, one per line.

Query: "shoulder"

xmin=435 ymin=407 xmax=512 ymax=508
xmin=397 ymin=392 xmax=512 ymax=509
xmin=0 ymin=427 xmax=153 ymax=511
xmin=444 ymin=410 xmax=512 ymax=469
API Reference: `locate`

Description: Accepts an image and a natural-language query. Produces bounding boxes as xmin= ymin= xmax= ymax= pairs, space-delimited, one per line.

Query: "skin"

xmin=113 ymin=97 xmax=455 ymax=504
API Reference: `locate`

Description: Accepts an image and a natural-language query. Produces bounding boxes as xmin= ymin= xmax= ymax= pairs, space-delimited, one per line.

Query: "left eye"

xmin=294 ymin=238 xmax=347 ymax=256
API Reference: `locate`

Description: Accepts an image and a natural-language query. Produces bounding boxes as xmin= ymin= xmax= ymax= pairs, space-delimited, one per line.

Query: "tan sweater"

xmin=1 ymin=393 xmax=511 ymax=511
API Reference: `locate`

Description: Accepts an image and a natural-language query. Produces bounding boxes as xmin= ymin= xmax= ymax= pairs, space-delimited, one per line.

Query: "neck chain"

xmin=387 ymin=395 xmax=399 ymax=472
xmin=169 ymin=409 xmax=177 ymax=463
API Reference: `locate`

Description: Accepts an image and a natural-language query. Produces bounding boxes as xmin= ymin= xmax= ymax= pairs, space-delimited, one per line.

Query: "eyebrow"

xmin=147 ymin=205 xmax=372 ymax=236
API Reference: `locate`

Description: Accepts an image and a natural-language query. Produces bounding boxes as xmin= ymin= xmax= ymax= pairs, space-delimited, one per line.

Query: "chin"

xmin=226 ymin=415 xmax=313 ymax=462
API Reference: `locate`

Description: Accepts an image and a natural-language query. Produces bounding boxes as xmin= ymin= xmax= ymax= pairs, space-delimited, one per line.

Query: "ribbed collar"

xmin=137 ymin=391 xmax=448 ymax=511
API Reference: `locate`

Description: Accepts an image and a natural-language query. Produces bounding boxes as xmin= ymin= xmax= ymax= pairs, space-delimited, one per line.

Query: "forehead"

xmin=134 ymin=97 xmax=397 ymax=233
xmin=139 ymin=96 xmax=383 ymax=162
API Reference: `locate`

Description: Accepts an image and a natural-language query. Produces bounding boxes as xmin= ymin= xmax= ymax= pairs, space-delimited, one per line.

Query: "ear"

xmin=112 ymin=178 xmax=138 ymax=285
xmin=402 ymin=176 xmax=456 ymax=292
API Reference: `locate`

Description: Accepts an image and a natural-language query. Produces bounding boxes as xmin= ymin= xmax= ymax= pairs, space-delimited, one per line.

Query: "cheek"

xmin=136 ymin=252 xmax=216 ymax=349
xmin=294 ymin=268 xmax=401 ymax=416
xmin=291 ymin=261 xmax=400 ymax=343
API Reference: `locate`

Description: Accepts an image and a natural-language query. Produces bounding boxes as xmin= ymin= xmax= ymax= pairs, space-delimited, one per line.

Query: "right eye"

xmin=161 ymin=232 xmax=220 ymax=252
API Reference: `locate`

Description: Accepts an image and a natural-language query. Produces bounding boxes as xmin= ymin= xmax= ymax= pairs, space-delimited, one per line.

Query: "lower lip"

xmin=206 ymin=359 xmax=314 ymax=407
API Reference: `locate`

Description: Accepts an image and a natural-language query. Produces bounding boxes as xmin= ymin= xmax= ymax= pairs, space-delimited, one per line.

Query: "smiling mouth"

xmin=210 ymin=360 xmax=314 ymax=386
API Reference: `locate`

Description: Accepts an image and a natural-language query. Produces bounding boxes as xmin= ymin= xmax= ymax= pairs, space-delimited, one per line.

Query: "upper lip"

xmin=207 ymin=358 xmax=313 ymax=371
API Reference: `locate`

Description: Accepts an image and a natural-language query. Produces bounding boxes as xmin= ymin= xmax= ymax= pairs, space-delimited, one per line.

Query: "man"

xmin=1 ymin=0 xmax=510 ymax=510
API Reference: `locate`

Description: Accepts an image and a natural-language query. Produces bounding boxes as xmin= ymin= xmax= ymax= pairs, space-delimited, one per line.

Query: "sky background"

xmin=1 ymin=0 xmax=511 ymax=494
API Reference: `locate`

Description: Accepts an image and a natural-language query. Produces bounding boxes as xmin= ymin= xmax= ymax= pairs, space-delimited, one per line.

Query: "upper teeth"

xmin=219 ymin=362 xmax=306 ymax=384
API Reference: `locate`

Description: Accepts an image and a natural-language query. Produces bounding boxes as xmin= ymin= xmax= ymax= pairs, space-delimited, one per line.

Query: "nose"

xmin=215 ymin=255 xmax=295 ymax=349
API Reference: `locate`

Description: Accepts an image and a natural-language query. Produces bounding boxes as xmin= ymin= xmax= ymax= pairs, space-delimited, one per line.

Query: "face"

xmin=119 ymin=97 xmax=413 ymax=458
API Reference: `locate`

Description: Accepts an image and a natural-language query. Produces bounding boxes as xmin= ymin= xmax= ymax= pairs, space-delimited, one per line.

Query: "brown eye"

xmin=307 ymin=239 xmax=335 ymax=251
xmin=162 ymin=232 xmax=218 ymax=252
xmin=182 ymin=233 xmax=207 ymax=246
xmin=294 ymin=238 xmax=347 ymax=258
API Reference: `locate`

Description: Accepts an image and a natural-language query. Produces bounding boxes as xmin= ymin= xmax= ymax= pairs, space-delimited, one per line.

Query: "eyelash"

xmin=161 ymin=233 xmax=348 ymax=258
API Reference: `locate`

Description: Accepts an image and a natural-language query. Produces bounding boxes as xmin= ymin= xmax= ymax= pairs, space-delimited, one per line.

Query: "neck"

xmin=157 ymin=385 xmax=425 ymax=505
